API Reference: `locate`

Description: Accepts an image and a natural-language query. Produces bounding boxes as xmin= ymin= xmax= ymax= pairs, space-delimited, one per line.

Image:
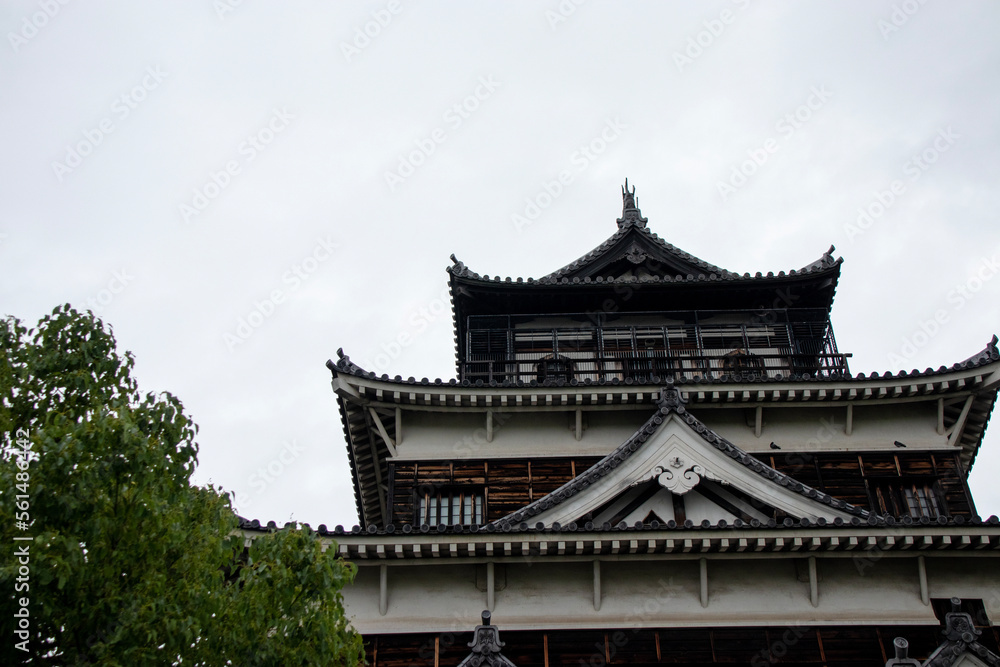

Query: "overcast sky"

xmin=2 ymin=1 xmax=1000 ymax=527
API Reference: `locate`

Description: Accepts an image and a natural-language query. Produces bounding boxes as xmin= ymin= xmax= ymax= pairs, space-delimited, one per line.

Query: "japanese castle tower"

xmin=255 ymin=185 xmax=1000 ymax=664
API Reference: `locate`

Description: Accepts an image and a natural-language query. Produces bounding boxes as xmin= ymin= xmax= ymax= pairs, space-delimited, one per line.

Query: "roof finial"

xmin=622 ymin=178 xmax=636 ymax=210
xmin=617 ymin=179 xmax=648 ymax=229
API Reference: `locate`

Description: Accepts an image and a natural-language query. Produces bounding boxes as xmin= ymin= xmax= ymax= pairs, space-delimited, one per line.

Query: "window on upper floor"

xmin=536 ymin=355 xmax=574 ymax=383
xmin=869 ymin=478 xmax=947 ymax=519
xmin=416 ymin=487 xmax=485 ymax=527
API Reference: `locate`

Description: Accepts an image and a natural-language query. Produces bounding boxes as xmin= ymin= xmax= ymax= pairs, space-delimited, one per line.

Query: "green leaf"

xmin=0 ymin=307 xmax=364 ymax=665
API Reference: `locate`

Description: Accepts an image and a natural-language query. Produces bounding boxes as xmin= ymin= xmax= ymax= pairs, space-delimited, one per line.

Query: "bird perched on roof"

xmin=769 ymin=442 xmax=780 ymax=450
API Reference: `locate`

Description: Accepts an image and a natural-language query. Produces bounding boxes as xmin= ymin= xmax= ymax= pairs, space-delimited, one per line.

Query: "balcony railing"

xmin=461 ymin=310 xmax=850 ymax=384
xmin=460 ymin=351 xmax=851 ymax=384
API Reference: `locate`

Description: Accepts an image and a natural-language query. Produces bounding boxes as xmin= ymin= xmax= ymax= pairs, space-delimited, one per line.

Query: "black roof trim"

xmin=236 ymin=511 xmax=1000 ymax=537
xmin=447 ymin=244 xmax=842 ymax=286
xmin=543 ymin=220 xmax=731 ymax=279
xmin=326 ymin=337 xmax=1000 ymax=388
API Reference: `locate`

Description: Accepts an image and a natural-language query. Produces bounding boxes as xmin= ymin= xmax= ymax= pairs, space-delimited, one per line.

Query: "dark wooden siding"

xmin=389 ymin=451 xmax=974 ymax=526
xmin=389 ymin=457 xmax=601 ymax=525
xmin=767 ymin=451 xmax=974 ymax=518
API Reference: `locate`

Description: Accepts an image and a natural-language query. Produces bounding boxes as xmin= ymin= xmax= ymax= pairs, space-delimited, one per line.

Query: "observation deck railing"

xmin=460 ymin=309 xmax=849 ymax=384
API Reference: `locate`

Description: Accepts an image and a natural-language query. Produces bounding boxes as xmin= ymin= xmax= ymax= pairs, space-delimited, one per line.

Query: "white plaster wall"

xmin=703 ymin=403 xmax=947 ymax=453
xmin=395 ymin=409 xmax=648 ymax=460
xmin=340 ymin=554 xmax=998 ymax=635
xmin=392 ymin=402 xmax=950 ymax=463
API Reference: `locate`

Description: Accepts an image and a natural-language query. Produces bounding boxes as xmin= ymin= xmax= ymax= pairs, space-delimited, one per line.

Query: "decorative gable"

xmin=493 ymin=384 xmax=869 ymax=530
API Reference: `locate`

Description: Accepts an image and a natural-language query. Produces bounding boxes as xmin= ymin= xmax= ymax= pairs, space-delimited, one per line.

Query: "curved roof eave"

xmin=446 ymin=246 xmax=843 ymax=287
xmin=327 ymin=337 xmax=999 ymax=391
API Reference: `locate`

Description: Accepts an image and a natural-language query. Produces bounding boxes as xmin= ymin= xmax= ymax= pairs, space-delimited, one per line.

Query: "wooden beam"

xmin=486 ymin=409 xmax=494 ymax=443
xmin=947 ymin=395 xmax=974 ymax=446
xmin=809 ymin=556 xmax=819 ymax=608
xmin=937 ymin=398 xmax=945 ymax=435
xmin=365 ymin=428 xmax=388 ymax=522
xmin=754 ymin=406 xmax=763 ymax=438
xmin=368 ymin=407 xmax=397 ymax=458
xmin=575 ymin=409 xmax=583 ymax=441
xmin=845 ymin=403 xmax=853 ymax=436
xmin=395 ymin=407 xmax=402 ymax=445
xmin=700 ymin=558 xmax=708 ymax=608
xmin=593 ymin=560 xmax=602 ymax=611
xmin=487 ymin=562 xmax=495 ymax=611
xmin=332 ymin=378 xmax=362 ymax=402
xmin=918 ymin=555 xmax=929 ymax=605
xmin=379 ymin=564 xmax=388 ymax=616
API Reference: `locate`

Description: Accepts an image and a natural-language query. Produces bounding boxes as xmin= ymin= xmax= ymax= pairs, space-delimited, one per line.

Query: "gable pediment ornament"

xmin=645 ymin=446 xmax=721 ymax=495
xmin=624 ymin=242 xmax=648 ymax=265
xmin=492 ymin=383 xmax=869 ymax=530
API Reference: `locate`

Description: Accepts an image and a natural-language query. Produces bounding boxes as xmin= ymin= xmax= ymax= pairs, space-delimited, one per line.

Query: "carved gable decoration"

xmin=645 ymin=446 xmax=721 ymax=495
xmin=493 ymin=386 xmax=868 ymax=530
xmin=550 ymin=227 xmax=728 ymax=281
xmin=624 ymin=242 xmax=648 ymax=265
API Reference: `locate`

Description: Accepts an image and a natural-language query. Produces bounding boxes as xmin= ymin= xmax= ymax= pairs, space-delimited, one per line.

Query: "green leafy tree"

xmin=0 ymin=305 xmax=364 ymax=665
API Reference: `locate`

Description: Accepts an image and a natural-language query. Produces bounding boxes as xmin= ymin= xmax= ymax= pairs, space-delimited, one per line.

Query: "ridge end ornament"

xmin=659 ymin=383 xmax=687 ymax=411
xmin=616 ymin=179 xmax=649 ymax=229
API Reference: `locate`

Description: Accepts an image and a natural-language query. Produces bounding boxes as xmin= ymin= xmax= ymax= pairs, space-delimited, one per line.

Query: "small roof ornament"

xmin=616 ymin=178 xmax=648 ymax=229
xmin=457 ymin=610 xmax=518 ymax=667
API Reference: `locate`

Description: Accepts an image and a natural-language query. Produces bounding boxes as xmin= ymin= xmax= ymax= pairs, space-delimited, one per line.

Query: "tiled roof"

xmin=447 ymin=184 xmax=841 ymax=286
xmin=542 ymin=220 xmax=733 ymax=280
xmin=236 ymin=511 xmax=1000 ymax=537
xmin=491 ymin=383 xmax=875 ymax=530
xmin=327 ymin=337 xmax=1000 ymax=388
xmin=446 ymin=242 xmax=841 ymax=286
xmin=922 ymin=599 xmax=1000 ymax=667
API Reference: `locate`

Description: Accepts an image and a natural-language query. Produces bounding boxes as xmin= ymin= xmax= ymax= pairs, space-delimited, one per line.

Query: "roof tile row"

xmin=328 ymin=337 xmax=999 ymax=388
xmin=237 ymin=513 xmax=1000 ymax=536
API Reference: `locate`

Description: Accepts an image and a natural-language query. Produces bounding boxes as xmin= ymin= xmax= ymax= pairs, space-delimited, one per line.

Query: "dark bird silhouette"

xmin=769 ymin=442 xmax=780 ymax=450
xmin=893 ymin=440 xmax=907 ymax=448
